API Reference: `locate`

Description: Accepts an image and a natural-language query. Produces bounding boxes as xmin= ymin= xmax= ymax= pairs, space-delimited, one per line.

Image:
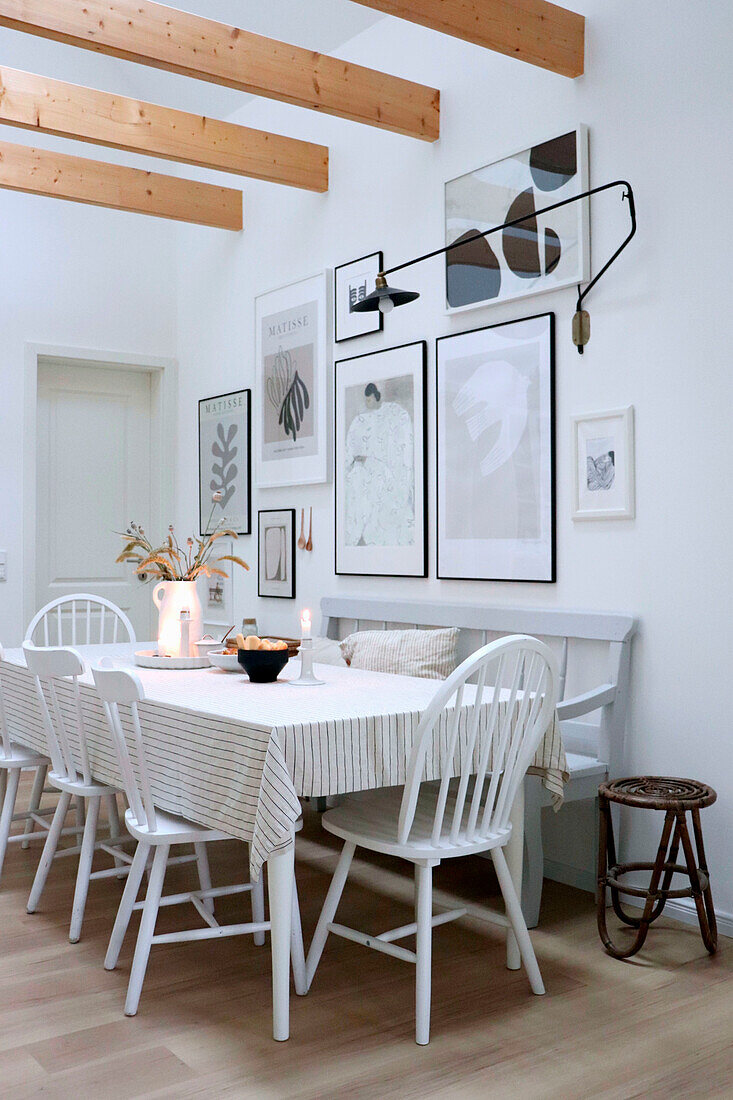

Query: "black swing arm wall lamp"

xmin=351 ymin=179 xmax=637 ymax=354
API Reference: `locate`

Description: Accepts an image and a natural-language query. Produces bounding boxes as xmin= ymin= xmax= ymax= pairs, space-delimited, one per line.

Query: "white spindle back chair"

xmin=25 ymin=595 xmax=136 ymax=648
xmin=22 ymin=643 xmax=127 ymax=942
xmin=306 ymin=635 xmax=559 ymax=1045
xmin=92 ymin=663 xmax=307 ymax=1019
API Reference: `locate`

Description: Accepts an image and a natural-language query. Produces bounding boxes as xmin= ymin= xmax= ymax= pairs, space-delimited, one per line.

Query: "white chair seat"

xmin=324 ymin=781 xmax=512 ymax=861
xmin=124 ymin=805 xmax=231 ymax=846
xmin=0 ymin=743 xmax=49 ymax=769
xmin=565 ymin=753 xmax=608 ymax=779
xmin=48 ymin=771 xmax=119 ymax=798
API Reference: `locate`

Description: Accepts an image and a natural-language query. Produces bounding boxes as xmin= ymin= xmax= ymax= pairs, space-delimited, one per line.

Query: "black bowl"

xmin=237 ymin=647 xmax=289 ymax=683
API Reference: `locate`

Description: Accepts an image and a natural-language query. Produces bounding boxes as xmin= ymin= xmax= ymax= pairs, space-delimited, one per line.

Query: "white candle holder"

xmin=288 ymin=637 xmax=325 ymax=687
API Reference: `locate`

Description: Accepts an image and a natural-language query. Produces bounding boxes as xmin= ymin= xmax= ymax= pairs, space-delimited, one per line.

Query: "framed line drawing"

xmin=255 ymin=272 xmax=329 ymax=488
xmin=334 ymin=251 xmax=383 ymax=343
xmin=436 ymin=313 xmax=555 ymax=582
xmin=335 ymin=340 xmax=427 ymax=578
xmin=258 ymin=509 xmax=296 ymax=599
xmin=198 ymin=389 xmax=251 ymax=535
xmin=572 ymin=407 xmax=635 ymax=519
xmin=444 ymin=127 xmax=589 ymax=313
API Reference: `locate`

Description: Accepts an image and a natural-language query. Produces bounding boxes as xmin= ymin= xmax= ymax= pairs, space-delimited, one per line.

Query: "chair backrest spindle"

xmin=22 ymin=644 xmax=89 ymax=784
xmin=92 ymin=665 xmax=157 ymax=832
xmin=25 ymin=594 xmax=136 ymax=649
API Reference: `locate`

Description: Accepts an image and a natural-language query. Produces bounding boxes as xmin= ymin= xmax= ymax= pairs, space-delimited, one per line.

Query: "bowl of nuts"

xmin=235 ymin=634 xmax=290 ymax=683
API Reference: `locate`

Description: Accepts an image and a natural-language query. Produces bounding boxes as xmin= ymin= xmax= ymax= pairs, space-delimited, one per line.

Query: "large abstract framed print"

xmin=198 ymin=389 xmax=251 ymax=535
xmin=334 ymin=251 xmax=383 ymax=343
xmin=255 ymin=272 xmax=329 ymax=488
xmin=335 ymin=341 xmax=427 ymax=578
xmin=444 ymin=127 xmax=589 ymax=312
xmin=258 ymin=509 xmax=296 ymax=599
xmin=436 ymin=314 xmax=555 ymax=582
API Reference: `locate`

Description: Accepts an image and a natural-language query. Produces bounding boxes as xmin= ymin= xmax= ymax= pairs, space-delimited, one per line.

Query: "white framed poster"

xmin=572 ymin=407 xmax=635 ymax=520
xmin=198 ymin=389 xmax=251 ymax=535
xmin=444 ymin=127 xmax=589 ymax=313
xmin=258 ymin=509 xmax=296 ymax=599
xmin=335 ymin=341 xmax=427 ymax=578
xmin=334 ymin=251 xmax=383 ymax=343
xmin=198 ymin=540 xmax=234 ymax=629
xmin=255 ymin=272 xmax=329 ymax=488
xmin=437 ymin=313 xmax=555 ymax=582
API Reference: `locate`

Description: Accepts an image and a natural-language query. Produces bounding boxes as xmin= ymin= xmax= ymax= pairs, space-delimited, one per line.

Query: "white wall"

xmin=174 ymin=0 xmax=733 ymax=916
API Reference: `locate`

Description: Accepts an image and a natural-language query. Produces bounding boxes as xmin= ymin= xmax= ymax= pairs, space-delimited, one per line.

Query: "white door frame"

xmin=23 ymin=342 xmax=177 ymax=635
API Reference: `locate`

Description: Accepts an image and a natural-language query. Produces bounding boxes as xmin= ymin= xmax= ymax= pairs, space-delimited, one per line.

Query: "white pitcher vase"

xmin=153 ymin=580 xmax=203 ymax=658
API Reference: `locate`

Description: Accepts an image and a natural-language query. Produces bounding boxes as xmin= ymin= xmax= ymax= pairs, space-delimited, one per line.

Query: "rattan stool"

xmin=597 ymin=777 xmax=717 ymax=958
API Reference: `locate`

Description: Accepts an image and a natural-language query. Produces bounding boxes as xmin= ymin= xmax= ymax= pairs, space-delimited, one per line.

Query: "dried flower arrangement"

xmin=116 ymin=491 xmax=249 ymax=581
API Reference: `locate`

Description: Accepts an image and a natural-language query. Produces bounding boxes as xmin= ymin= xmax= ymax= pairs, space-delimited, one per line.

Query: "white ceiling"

xmin=0 ymin=0 xmax=383 ymax=119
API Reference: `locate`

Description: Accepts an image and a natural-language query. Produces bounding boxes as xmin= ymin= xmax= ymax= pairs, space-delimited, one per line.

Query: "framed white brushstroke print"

xmin=198 ymin=389 xmax=251 ymax=535
xmin=437 ymin=313 xmax=555 ymax=582
xmin=572 ymin=407 xmax=635 ymax=520
xmin=335 ymin=340 xmax=427 ymax=577
xmin=255 ymin=272 xmax=329 ymax=488
xmin=334 ymin=251 xmax=383 ymax=343
xmin=444 ymin=126 xmax=589 ymax=313
xmin=258 ymin=509 xmax=296 ymax=599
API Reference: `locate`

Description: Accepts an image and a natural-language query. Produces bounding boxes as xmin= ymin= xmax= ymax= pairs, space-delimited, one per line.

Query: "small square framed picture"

xmin=572 ymin=407 xmax=635 ymax=520
xmin=258 ymin=509 xmax=296 ymax=598
xmin=334 ymin=251 xmax=383 ymax=343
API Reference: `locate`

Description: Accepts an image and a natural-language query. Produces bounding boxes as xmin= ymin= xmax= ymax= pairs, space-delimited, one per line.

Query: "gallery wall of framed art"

xmin=198 ymin=389 xmax=251 ymax=536
xmin=335 ymin=340 xmax=428 ymax=578
xmin=436 ymin=313 xmax=556 ymax=583
xmin=255 ymin=272 xmax=329 ymax=489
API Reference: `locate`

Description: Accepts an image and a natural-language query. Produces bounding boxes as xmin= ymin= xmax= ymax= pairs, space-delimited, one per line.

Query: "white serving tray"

xmin=134 ymin=650 xmax=212 ymax=670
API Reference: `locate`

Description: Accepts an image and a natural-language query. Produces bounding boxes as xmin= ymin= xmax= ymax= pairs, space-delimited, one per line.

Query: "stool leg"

xmin=678 ymin=811 xmax=717 ymax=954
xmin=690 ymin=809 xmax=717 ymax=950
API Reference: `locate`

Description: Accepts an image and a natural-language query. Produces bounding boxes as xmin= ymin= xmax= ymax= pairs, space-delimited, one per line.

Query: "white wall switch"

xmin=0 ymin=552 xmax=6 ymax=582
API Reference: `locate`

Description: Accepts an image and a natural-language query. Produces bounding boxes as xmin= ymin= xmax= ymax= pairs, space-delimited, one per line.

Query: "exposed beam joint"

xmin=351 ymin=0 xmax=585 ymax=78
xmin=0 ymin=66 xmax=328 ymax=191
xmin=0 ymin=0 xmax=440 ymax=140
xmin=0 ymin=139 xmax=242 ymax=229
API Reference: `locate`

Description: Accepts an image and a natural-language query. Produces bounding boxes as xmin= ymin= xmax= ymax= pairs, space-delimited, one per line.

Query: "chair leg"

xmin=415 ymin=862 xmax=433 ymax=1046
xmin=291 ymin=875 xmax=307 ymax=996
xmin=21 ymin=764 xmax=48 ymax=849
xmin=105 ymin=841 xmax=150 ymax=971
xmin=75 ymin=796 xmax=86 ymax=831
xmin=521 ymin=775 xmax=544 ymax=929
xmin=69 ymin=795 xmax=101 ymax=943
xmin=268 ymin=843 xmax=294 ymax=1042
xmin=194 ymin=842 xmax=214 ymax=916
xmin=305 ymin=840 xmax=356 ymax=990
xmin=106 ymin=792 xmax=125 ymax=875
xmin=125 ymin=844 xmax=169 ymax=1016
xmin=250 ymin=848 xmax=266 ymax=946
xmin=492 ymin=846 xmax=545 ymax=995
xmin=0 ymin=769 xmax=21 ymax=882
xmin=505 ymin=781 xmax=525 ymax=970
xmin=27 ymin=791 xmax=72 ymax=913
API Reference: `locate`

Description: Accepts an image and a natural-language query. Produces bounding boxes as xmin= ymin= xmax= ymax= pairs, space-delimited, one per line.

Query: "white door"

xmin=36 ymin=359 xmax=158 ymax=640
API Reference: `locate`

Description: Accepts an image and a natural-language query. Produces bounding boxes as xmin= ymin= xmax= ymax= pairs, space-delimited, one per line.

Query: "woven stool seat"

xmin=597 ymin=775 xmax=717 ymax=959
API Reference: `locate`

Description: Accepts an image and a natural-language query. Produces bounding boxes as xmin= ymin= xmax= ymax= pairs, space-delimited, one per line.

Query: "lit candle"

xmin=300 ymin=609 xmax=312 ymax=640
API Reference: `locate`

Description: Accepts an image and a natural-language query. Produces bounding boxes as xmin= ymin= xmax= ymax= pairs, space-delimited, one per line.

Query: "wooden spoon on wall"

xmin=306 ymin=507 xmax=313 ymax=552
xmin=297 ymin=508 xmax=306 ymax=550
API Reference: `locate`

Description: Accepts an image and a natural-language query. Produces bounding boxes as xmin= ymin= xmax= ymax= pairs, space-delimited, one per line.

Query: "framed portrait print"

xmin=334 ymin=251 xmax=383 ymax=343
xmin=335 ymin=340 xmax=427 ymax=578
xmin=572 ymin=407 xmax=635 ymax=520
xmin=255 ymin=272 xmax=329 ymax=488
xmin=444 ymin=127 xmax=589 ymax=313
xmin=198 ymin=389 xmax=251 ymax=535
xmin=437 ymin=313 xmax=555 ymax=582
xmin=258 ymin=509 xmax=296 ymax=599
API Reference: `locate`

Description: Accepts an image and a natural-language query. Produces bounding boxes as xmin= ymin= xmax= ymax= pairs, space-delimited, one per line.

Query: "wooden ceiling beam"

xmin=0 ymin=138 xmax=242 ymax=229
xmin=350 ymin=0 xmax=585 ymax=78
xmin=0 ymin=0 xmax=440 ymax=141
xmin=0 ymin=66 xmax=328 ymax=192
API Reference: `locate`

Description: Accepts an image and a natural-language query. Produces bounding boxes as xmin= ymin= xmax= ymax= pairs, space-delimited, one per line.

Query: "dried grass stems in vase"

xmin=116 ymin=492 xmax=250 ymax=582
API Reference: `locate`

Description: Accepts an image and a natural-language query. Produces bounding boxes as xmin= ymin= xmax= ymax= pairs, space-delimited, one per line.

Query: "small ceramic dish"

xmin=208 ymin=649 xmax=242 ymax=672
xmin=193 ymin=637 xmax=223 ymax=657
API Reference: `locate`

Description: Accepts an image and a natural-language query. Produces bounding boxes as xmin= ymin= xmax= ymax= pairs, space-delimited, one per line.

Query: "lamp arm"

xmin=381 ymin=179 xmax=637 ymax=300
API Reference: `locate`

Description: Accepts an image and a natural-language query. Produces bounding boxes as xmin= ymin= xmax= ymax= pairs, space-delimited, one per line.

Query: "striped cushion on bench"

xmin=340 ymin=628 xmax=459 ymax=680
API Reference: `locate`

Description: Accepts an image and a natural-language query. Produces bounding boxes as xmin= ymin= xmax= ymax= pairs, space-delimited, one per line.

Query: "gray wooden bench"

xmin=321 ymin=596 xmax=637 ymax=926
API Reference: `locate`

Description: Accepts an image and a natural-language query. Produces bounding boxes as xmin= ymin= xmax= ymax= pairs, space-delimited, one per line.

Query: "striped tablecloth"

xmin=0 ymin=644 xmax=567 ymax=878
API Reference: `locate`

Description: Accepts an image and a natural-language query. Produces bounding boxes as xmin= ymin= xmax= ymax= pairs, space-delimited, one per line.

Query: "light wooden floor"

xmin=0 ymin=781 xmax=731 ymax=1099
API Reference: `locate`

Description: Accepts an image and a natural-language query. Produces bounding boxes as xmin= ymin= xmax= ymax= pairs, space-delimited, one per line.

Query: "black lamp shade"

xmin=350 ymin=283 xmax=420 ymax=312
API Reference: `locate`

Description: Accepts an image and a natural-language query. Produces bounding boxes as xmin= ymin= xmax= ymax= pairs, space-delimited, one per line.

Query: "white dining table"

xmin=0 ymin=642 xmax=567 ymax=1040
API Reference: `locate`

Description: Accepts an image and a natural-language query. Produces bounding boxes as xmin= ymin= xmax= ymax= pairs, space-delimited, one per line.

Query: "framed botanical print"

xmin=258 ymin=509 xmax=296 ymax=599
xmin=444 ymin=127 xmax=589 ymax=312
xmin=572 ymin=407 xmax=635 ymax=520
xmin=198 ymin=389 xmax=251 ymax=535
xmin=335 ymin=340 xmax=427 ymax=577
xmin=334 ymin=251 xmax=383 ymax=343
xmin=255 ymin=272 xmax=329 ymax=488
xmin=437 ymin=313 xmax=555 ymax=582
